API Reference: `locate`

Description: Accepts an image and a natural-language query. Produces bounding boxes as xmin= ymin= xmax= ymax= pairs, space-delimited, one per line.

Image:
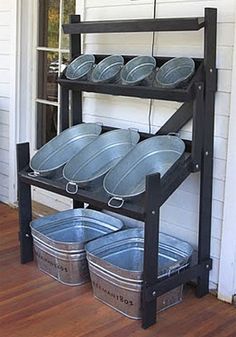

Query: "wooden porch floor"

xmin=1 ymin=202 xmax=236 ymax=337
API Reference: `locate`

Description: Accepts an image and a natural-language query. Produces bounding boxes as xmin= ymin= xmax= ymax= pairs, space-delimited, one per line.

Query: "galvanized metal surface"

xmin=156 ymin=57 xmax=195 ymax=89
xmin=30 ymin=209 xmax=124 ymax=285
xmin=121 ymin=56 xmax=156 ymax=86
xmin=103 ymin=135 xmax=185 ymax=207
xmin=65 ymin=54 xmax=95 ymax=80
xmin=91 ymin=55 xmax=124 ymax=83
xmin=86 ymin=228 xmax=193 ymax=318
xmin=29 ymin=123 xmax=102 ymax=178
xmin=29 ymin=123 xmax=102 ymax=177
xmin=63 ymin=129 xmax=140 ymax=194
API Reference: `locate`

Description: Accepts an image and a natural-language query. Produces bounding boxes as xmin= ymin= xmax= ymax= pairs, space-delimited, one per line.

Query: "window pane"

xmin=37 ymin=103 xmax=58 ymax=148
xmin=38 ymin=0 xmax=60 ymax=48
xmin=38 ymin=51 xmax=59 ymax=102
xmin=61 ymin=52 xmax=70 ymax=73
xmin=61 ymin=0 xmax=76 ymax=50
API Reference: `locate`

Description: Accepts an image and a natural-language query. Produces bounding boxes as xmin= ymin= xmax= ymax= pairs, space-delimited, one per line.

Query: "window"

xmin=36 ymin=0 xmax=76 ymax=148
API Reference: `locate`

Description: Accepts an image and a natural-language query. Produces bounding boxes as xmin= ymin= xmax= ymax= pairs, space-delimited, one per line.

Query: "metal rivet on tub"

xmin=152 ymin=210 xmax=155 ymax=215
xmin=152 ymin=291 xmax=157 ymax=297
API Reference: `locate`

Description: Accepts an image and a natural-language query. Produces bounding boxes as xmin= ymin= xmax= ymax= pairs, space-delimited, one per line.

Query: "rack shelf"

xmin=63 ymin=17 xmax=205 ymax=34
xmin=17 ymin=7 xmax=217 ymax=330
xmin=58 ymin=56 xmax=203 ymax=102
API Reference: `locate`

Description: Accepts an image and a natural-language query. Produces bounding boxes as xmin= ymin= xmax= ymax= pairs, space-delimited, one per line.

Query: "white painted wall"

xmin=79 ymin=0 xmax=235 ymax=289
xmin=218 ymin=12 xmax=236 ymax=303
xmin=0 ymin=0 xmax=18 ymax=204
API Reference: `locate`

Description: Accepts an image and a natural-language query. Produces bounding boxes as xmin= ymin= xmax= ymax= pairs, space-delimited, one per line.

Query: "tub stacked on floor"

xmin=30 ymin=209 xmax=123 ymax=286
xmin=85 ymin=228 xmax=193 ymax=319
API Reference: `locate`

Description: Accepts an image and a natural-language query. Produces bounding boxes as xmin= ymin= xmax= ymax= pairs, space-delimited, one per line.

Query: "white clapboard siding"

xmin=0 ymin=0 xmax=12 ymax=203
xmin=81 ymin=0 xmax=235 ymax=288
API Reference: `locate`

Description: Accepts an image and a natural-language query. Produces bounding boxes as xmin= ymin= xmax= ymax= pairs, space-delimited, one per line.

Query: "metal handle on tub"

xmin=108 ymin=197 xmax=124 ymax=209
xmin=28 ymin=171 xmax=40 ymax=177
xmin=168 ymin=132 xmax=180 ymax=138
xmin=66 ymin=182 xmax=78 ymax=195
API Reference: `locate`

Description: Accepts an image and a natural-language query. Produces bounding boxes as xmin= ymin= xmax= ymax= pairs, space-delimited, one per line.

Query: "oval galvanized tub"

xmin=85 ymin=228 xmax=193 ymax=319
xmin=29 ymin=123 xmax=102 ymax=179
xmin=103 ymin=135 xmax=185 ymax=208
xmin=63 ymin=128 xmax=140 ymax=194
xmin=30 ymin=208 xmax=124 ymax=286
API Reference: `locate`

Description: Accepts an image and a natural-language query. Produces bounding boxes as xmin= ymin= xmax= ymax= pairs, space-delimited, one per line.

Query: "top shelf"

xmin=63 ymin=17 xmax=205 ymax=34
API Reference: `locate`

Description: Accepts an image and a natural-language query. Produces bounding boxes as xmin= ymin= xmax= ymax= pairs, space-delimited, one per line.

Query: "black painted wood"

xmin=197 ymin=7 xmax=217 ymax=298
xmin=17 ymin=143 xmax=33 ymax=264
xmin=142 ymin=173 xmax=161 ymax=328
xmin=63 ymin=17 xmax=205 ymax=34
xmin=60 ymin=87 xmax=69 ymax=131
xmin=157 ymin=102 xmax=193 ymax=135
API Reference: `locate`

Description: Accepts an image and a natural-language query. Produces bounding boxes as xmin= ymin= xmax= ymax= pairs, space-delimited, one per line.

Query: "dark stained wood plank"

xmin=1 ymin=202 xmax=236 ymax=337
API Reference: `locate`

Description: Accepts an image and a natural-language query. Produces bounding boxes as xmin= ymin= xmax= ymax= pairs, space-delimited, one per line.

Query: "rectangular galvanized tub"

xmin=30 ymin=209 xmax=124 ymax=286
xmin=86 ymin=228 xmax=193 ymax=319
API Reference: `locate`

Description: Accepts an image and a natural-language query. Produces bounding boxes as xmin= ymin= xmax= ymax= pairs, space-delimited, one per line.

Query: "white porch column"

xmin=218 ymin=13 xmax=236 ymax=303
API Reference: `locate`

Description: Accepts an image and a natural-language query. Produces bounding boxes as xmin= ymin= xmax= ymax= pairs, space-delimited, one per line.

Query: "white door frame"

xmin=218 ymin=11 xmax=236 ymax=303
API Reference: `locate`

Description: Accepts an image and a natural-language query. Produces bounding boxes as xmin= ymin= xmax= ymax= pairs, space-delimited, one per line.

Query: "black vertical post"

xmin=196 ymin=8 xmax=217 ymax=297
xmin=142 ymin=173 xmax=161 ymax=328
xmin=17 ymin=143 xmax=33 ymax=264
xmin=73 ymin=199 xmax=84 ymax=209
xmin=192 ymin=82 xmax=204 ymax=171
xmin=70 ymin=15 xmax=83 ymax=126
xmin=60 ymin=86 xmax=69 ymax=131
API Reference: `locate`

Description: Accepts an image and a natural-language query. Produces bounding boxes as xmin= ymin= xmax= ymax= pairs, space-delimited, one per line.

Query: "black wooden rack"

xmin=17 ymin=7 xmax=217 ymax=329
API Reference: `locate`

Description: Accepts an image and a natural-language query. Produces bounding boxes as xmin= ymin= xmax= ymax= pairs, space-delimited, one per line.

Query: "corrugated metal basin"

xmin=30 ymin=209 xmax=124 ymax=286
xmin=86 ymin=228 xmax=193 ymax=319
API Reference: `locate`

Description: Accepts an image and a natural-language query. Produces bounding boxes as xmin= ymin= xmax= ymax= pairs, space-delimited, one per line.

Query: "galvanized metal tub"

xmin=65 ymin=54 xmax=95 ymax=80
xmin=121 ymin=56 xmax=156 ymax=86
xmin=103 ymin=135 xmax=185 ymax=208
xmin=63 ymin=129 xmax=140 ymax=194
xmin=86 ymin=228 xmax=193 ymax=319
xmin=29 ymin=123 xmax=102 ymax=179
xmin=91 ymin=55 xmax=124 ymax=83
xmin=30 ymin=209 xmax=124 ymax=286
xmin=155 ymin=57 xmax=195 ymax=89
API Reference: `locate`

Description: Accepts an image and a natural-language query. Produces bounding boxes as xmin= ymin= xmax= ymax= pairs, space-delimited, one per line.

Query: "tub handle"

xmin=108 ymin=197 xmax=124 ymax=209
xmin=28 ymin=171 xmax=40 ymax=177
xmin=168 ymin=132 xmax=180 ymax=138
xmin=66 ymin=182 xmax=78 ymax=195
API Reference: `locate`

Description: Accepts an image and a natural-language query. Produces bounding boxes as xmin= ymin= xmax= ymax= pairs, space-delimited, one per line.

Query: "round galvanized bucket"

xmin=121 ymin=56 xmax=156 ymax=86
xmin=155 ymin=57 xmax=195 ymax=88
xmin=91 ymin=55 xmax=124 ymax=83
xmin=65 ymin=54 xmax=95 ymax=80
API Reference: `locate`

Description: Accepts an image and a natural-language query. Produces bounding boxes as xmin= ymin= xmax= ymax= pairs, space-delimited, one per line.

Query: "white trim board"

xmin=218 ymin=9 xmax=236 ymax=303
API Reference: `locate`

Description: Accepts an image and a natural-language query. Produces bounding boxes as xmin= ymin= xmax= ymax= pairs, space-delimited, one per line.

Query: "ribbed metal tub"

xmin=86 ymin=228 xmax=193 ymax=319
xmin=65 ymin=54 xmax=95 ymax=80
xmin=103 ymin=135 xmax=185 ymax=208
xmin=91 ymin=55 xmax=124 ymax=83
xmin=155 ymin=57 xmax=195 ymax=89
xmin=30 ymin=209 xmax=124 ymax=286
xmin=63 ymin=129 xmax=140 ymax=194
xmin=29 ymin=123 xmax=102 ymax=179
xmin=121 ymin=56 xmax=156 ymax=86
